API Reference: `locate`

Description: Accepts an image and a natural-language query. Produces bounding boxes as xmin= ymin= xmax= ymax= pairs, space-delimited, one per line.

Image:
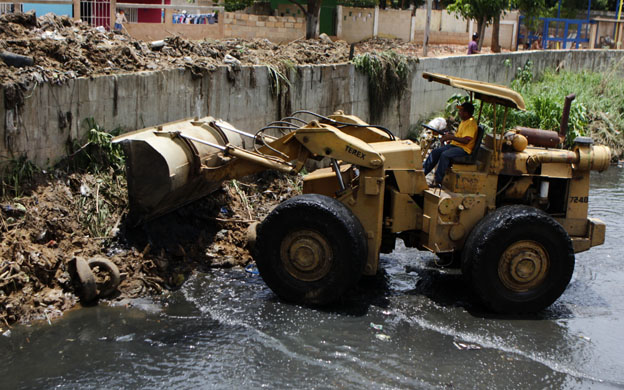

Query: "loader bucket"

xmin=113 ymin=117 xmax=244 ymax=224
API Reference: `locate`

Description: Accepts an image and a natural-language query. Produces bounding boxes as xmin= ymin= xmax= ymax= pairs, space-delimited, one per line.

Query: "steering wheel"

xmin=421 ymin=123 xmax=446 ymax=135
xmin=420 ymin=123 xmax=447 ymax=158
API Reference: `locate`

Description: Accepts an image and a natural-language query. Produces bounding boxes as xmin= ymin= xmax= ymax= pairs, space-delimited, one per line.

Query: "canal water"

xmin=2 ymin=168 xmax=624 ymax=389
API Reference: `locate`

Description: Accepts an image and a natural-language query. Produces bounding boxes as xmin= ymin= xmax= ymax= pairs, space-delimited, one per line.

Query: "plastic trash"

xmin=3 ymin=203 xmax=26 ymax=218
xmin=223 ymin=54 xmax=241 ymax=68
xmin=150 ymin=40 xmax=165 ymax=50
xmin=319 ymin=33 xmax=332 ymax=44
xmin=370 ymin=322 xmax=383 ymax=330
xmin=245 ymin=264 xmax=259 ymax=275
xmin=453 ymin=341 xmax=482 ymax=350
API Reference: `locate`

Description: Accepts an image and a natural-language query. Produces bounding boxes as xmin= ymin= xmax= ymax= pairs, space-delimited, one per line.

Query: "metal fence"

xmin=518 ymin=16 xmax=591 ymax=49
xmin=80 ymin=0 xmax=112 ymax=28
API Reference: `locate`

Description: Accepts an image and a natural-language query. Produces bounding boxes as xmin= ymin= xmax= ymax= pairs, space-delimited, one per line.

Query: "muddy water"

xmin=2 ymin=168 xmax=624 ymax=390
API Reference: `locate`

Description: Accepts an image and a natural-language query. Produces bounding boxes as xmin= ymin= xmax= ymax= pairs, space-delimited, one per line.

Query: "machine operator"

xmin=424 ymin=102 xmax=478 ymax=187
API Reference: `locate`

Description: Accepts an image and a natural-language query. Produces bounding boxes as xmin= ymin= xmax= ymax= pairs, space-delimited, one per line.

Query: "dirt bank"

xmin=0 ymin=167 xmax=301 ymax=326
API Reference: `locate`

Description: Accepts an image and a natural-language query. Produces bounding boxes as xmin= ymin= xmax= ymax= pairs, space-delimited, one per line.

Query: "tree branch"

xmin=285 ymin=0 xmax=308 ymax=17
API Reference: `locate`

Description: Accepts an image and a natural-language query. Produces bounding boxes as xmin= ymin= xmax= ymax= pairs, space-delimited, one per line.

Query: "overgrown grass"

xmin=517 ymin=61 xmax=624 ymax=154
xmin=352 ymin=50 xmax=413 ymax=123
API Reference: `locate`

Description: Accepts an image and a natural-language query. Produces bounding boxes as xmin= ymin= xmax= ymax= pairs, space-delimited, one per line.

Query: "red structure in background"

xmin=81 ymin=0 xmax=111 ymax=29
xmin=82 ymin=0 xmax=171 ymax=30
xmin=119 ymin=0 xmax=171 ymax=23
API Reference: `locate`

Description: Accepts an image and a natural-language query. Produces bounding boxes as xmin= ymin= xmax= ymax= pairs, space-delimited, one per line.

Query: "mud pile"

xmin=0 ymin=169 xmax=301 ymax=325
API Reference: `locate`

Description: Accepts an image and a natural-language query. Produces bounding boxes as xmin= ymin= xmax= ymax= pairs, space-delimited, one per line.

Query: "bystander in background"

xmin=114 ymin=10 xmax=127 ymax=32
xmin=467 ymin=33 xmax=479 ymax=54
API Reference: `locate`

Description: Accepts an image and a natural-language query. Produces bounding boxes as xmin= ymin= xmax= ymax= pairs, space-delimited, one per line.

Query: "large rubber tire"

xmin=88 ymin=257 xmax=121 ymax=298
xmin=461 ymin=205 xmax=575 ymax=314
xmin=71 ymin=256 xmax=97 ymax=303
xmin=254 ymin=194 xmax=367 ymax=305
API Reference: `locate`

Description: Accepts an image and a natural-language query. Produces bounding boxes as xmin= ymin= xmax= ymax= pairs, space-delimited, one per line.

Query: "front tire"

xmin=462 ymin=205 xmax=575 ymax=313
xmin=254 ymin=194 xmax=367 ymax=305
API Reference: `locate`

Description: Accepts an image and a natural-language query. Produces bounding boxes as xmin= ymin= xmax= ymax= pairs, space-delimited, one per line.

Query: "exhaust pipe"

xmin=526 ymin=142 xmax=611 ymax=173
xmin=559 ymin=93 xmax=576 ymax=144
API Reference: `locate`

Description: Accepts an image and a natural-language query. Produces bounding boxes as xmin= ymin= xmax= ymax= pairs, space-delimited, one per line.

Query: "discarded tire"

xmin=254 ymin=194 xmax=367 ymax=305
xmin=71 ymin=256 xmax=97 ymax=303
xmin=462 ymin=205 xmax=575 ymax=313
xmin=87 ymin=257 xmax=121 ymax=298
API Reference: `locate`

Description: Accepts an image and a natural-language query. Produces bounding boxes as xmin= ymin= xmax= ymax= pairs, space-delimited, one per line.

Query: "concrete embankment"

xmin=2 ymin=50 xmax=623 ymax=166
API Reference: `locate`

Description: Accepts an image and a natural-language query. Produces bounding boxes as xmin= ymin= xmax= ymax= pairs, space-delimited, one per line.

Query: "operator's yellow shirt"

xmin=450 ymin=117 xmax=478 ymax=154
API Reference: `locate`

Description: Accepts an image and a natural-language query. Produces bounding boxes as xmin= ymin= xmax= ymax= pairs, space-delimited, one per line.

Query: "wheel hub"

xmin=280 ymin=229 xmax=332 ymax=282
xmin=498 ymin=240 xmax=549 ymax=292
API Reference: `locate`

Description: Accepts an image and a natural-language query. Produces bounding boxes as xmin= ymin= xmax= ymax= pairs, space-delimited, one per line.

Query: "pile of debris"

xmin=0 ymin=168 xmax=301 ymax=325
xmin=0 ymin=11 xmax=350 ymax=87
xmin=355 ymin=37 xmax=506 ymax=57
xmin=0 ymin=11 xmax=500 ymax=89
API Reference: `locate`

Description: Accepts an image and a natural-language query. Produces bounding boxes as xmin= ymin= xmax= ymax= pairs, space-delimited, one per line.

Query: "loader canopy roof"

xmin=422 ymin=72 xmax=526 ymax=110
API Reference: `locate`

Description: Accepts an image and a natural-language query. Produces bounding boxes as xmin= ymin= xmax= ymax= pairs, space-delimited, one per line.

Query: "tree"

xmin=545 ymin=0 xmax=619 ymax=17
xmin=223 ymin=0 xmax=254 ymax=12
xmin=491 ymin=15 xmax=501 ymax=52
xmin=287 ymin=0 xmax=323 ymax=39
xmin=447 ymin=0 xmax=510 ymax=51
xmin=514 ymin=0 xmax=546 ymax=48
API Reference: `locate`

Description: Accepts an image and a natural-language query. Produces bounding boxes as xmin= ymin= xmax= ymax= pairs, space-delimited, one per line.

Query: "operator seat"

xmin=451 ymin=125 xmax=484 ymax=164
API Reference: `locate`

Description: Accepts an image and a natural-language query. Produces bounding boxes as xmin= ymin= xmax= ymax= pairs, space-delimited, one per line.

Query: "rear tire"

xmin=254 ymin=194 xmax=367 ymax=305
xmin=462 ymin=205 xmax=575 ymax=313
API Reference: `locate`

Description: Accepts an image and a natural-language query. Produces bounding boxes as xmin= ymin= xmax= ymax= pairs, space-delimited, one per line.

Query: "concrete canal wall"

xmin=2 ymin=50 xmax=624 ymax=166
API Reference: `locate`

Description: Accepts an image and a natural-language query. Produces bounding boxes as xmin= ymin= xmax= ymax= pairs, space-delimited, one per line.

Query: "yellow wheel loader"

xmin=113 ymin=73 xmax=610 ymax=313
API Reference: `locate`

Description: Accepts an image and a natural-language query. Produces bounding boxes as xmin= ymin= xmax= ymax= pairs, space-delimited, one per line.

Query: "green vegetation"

xmin=78 ymin=175 xmax=125 ymax=238
xmin=1 ymin=118 xmax=127 ymax=238
xmin=447 ymin=60 xmax=624 ymax=157
xmin=267 ymin=64 xmax=294 ymax=119
xmin=352 ymin=50 xmax=413 ymax=123
xmin=337 ymin=0 xmax=378 ymax=7
xmin=67 ymin=118 xmax=127 ymax=237
xmin=447 ymin=0 xmax=511 ymax=46
xmin=267 ymin=64 xmax=292 ymax=97
xmin=66 ymin=117 xmax=125 ymax=174
xmin=0 ymin=156 xmax=38 ymax=198
xmin=223 ymin=0 xmax=254 ymax=12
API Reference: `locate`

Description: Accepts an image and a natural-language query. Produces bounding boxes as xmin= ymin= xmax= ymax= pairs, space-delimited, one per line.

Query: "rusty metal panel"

xmin=540 ymin=163 xmax=572 ymax=178
xmin=388 ymin=189 xmax=422 ymax=232
xmin=370 ymin=140 xmax=423 ymax=170
xmin=393 ymin=170 xmax=428 ymax=194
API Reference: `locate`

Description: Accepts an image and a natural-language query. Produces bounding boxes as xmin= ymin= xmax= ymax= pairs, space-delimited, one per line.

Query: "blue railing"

xmin=518 ymin=16 xmax=591 ymax=50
